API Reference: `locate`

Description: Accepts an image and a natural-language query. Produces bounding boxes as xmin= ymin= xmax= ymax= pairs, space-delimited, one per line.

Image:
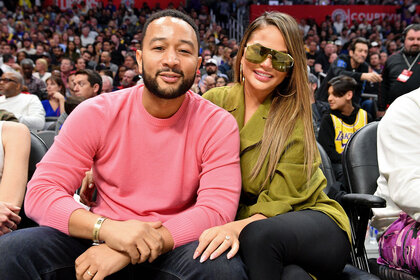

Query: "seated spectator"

xmin=316 ymin=38 xmax=382 ymax=106
xmin=216 ymin=76 xmax=228 ymax=87
xmin=42 ymin=76 xmax=66 ymax=117
xmin=16 ymin=51 xmax=28 ymax=65
xmin=0 ymin=120 xmax=30 ymax=235
xmin=114 ymin=65 xmax=127 ymax=88
xmin=55 ymin=69 xmax=101 ymax=134
xmin=0 ymin=10 xmax=243 ymax=279
xmin=314 ymin=41 xmax=335 ymax=75
xmin=0 ymin=54 xmax=20 ymax=74
xmin=123 ymin=53 xmax=137 ymax=71
xmin=318 ymin=75 xmax=371 ymax=184
xmin=101 ymin=75 xmax=113 ymax=93
xmin=20 ymin=59 xmax=47 ymax=100
xmin=371 ymin=87 xmax=420 ymax=276
xmin=308 ymin=73 xmax=329 ymax=138
xmin=33 ymin=58 xmax=51 ymax=83
xmin=200 ymin=58 xmax=228 ymax=84
xmin=60 ymin=58 xmax=74 ymax=90
xmin=75 ymin=57 xmax=86 ymax=71
xmin=199 ymin=75 xmax=216 ymax=95
xmin=96 ymin=51 xmax=118 ymax=77
xmin=0 ymin=72 xmax=45 ymax=131
xmin=120 ymin=69 xmax=138 ymax=89
xmin=18 ymin=38 xmax=36 ymax=56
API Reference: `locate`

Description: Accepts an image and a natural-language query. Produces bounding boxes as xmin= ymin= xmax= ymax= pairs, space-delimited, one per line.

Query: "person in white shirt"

xmin=0 ymin=72 xmax=45 ymax=131
xmin=372 ymin=87 xmax=420 ymax=275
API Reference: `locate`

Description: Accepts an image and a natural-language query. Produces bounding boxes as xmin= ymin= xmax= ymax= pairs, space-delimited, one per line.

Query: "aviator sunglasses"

xmin=245 ymin=43 xmax=294 ymax=72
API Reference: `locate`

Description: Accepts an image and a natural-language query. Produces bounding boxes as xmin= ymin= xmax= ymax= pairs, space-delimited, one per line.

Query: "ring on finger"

xmin=87 ymin=270 xmax=95 ymax=277
xmin=225 ymin=235 xmax=231 ymax=241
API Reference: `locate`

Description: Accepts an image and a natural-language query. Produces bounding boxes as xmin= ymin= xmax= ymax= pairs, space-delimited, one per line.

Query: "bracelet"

xmin=92 ymin=217 xmax=107 ymax=244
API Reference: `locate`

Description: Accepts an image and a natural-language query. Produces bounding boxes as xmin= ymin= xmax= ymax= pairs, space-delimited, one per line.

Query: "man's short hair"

xmin=20 ymin=58 xmax=35 ymax=68
xmin=101 ymin=75 xmax=113 ymax=86
xmin=328 ymin=75 xmax=357 ymax=97
xmin=75 ymin=69 xmax=102 ymax=94
xmin=350 ymin=37 xmax=369 ymax=52
xmin=2 ymin=53 xmax=14 ymax=63
xmin=141 ymin=9 xmax=200 ymax=55
xmin=403 ymin=24 xmax=420 ymax=40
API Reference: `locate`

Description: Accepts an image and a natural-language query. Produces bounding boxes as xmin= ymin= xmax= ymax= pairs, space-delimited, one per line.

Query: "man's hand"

xmin=100 ymin=219 xmax=164 ymax=264
xmin=0 ymin=202 xmax=21 ymax=235
xmin=361 ymin=72 xmax=382 ymax=83
xmin=314 ymin=63 xmax=323 ymax=73
xmin=75 ymin=244 xmax=130 ymax=280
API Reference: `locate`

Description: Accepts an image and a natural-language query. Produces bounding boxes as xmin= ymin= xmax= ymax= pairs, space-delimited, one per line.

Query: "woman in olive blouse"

xmin=196 ymin=12 xmax=351 ymax=279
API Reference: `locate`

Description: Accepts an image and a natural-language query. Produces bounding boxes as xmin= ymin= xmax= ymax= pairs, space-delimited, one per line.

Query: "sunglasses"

xmin=0 ymin=78 xmax=18 ymax=84
xmin=245 ymin=43 xmax=294 ymax=72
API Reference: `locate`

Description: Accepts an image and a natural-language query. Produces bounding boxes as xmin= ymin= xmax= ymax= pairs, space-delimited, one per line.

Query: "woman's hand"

xmin=194 ymin=223 xmax=240 ymax=262
xmin=80 ymin=170 xmax=96 ymax=207
xmin=51 ymin=92 xmax=65 ymax=102
xmin=75 ymin=244 xmax=130 ymax=280
xmin=0 ymin=201 xmax=21 ymax=235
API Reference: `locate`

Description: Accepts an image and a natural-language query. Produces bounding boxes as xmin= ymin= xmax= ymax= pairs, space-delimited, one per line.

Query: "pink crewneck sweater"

xmin=25 ymin=85 xmax=241 ymax=248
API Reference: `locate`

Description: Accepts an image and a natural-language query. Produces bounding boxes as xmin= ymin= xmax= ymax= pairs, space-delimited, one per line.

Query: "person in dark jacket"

xmin=316 ymin=38 xmax=382 ymax=105
xmin=377 ymin=24 xmax=420 ymax=118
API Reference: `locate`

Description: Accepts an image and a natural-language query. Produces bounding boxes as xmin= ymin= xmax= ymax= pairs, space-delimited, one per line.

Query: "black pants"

xmin=239 ymin=210 xmax=350 ymax=280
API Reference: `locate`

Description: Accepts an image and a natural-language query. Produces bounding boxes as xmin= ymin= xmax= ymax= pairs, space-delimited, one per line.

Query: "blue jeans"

xmin=0 ymin=226 xmax=247 ymax=280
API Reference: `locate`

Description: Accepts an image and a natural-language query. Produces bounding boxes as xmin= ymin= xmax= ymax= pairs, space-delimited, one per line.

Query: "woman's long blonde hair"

xmin=235 ymin=12 xmax=317 ymax=187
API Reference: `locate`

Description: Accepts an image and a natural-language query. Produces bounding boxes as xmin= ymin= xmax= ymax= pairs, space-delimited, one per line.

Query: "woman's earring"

xmin=240 ymin=64 xmax=245 ymax=83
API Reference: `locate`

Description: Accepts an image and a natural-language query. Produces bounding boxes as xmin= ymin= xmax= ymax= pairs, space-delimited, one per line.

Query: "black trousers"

xmin=239 ymin=210 xmax=350 ymax=280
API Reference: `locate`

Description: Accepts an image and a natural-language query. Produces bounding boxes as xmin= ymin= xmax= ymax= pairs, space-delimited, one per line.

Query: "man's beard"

xmin=405 ymin=45 xmax=419 ymax=56
xmin=142 ymin=65 xmax=195 ymax=99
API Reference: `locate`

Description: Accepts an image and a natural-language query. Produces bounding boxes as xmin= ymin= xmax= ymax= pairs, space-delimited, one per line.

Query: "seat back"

xmin=36 ymin=130 xmax=56 ymax=150
xmin=342 ymin=122 xmax=379 ymax=195
xmin=20 ymin=132 xmax=48 ymax=229
xmin=28 ymin=132 xmax=48 ymax=180
xmin=317 ymin=142 xmax=335 ymax=194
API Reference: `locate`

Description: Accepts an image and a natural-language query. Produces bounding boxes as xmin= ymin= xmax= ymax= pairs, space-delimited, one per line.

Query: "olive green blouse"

xmin=203 ymin=84 xmax=351 ymax=241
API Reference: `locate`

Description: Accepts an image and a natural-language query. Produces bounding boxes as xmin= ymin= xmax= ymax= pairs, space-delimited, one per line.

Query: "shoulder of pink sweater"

xmin=187 ymin=90 xmax=238 ymax=128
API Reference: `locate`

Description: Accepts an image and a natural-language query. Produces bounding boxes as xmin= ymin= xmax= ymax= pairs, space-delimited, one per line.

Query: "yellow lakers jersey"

xmin=331 ymin=109 xmax=368 ymax=154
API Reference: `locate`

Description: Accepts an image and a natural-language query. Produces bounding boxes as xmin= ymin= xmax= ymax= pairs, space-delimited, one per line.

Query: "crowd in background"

xmin=0 ymin=0 xmax=417 ymax=119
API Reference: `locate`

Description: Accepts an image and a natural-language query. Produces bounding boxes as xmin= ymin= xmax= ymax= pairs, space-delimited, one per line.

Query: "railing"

xmin=210 ymin=7 xmax=248 ymax=44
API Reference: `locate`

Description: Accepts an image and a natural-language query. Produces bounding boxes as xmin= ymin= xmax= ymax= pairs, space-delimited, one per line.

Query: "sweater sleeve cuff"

xmin=163 ymin=216 xmax=197 ymax=249
xmin=30 ymin=196 xmax=86 ymax=235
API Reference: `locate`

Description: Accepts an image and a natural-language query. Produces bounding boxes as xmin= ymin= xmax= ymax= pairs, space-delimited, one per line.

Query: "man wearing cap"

xmin=200 ymin=58 xmax=228 ymax=82
xmin=377 ymin=24 xmax=420 ymax=118
xmin=18 ymin=38 xmax=36 ymax=56
xmin=369 ymin=41 xmax=380 ymax=57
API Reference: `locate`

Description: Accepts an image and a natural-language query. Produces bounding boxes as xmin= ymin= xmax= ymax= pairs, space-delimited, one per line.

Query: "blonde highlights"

xmin=235 ymin=12 xmax=317 ymax=187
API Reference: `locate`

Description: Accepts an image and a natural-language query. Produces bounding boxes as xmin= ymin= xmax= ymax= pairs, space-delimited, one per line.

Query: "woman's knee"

xmin=239 ymin=218 xmax=294 ymax=253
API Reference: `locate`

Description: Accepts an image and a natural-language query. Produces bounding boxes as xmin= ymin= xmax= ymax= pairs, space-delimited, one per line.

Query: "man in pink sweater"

xmin=0 ymin=10 xmax=246 ymax=280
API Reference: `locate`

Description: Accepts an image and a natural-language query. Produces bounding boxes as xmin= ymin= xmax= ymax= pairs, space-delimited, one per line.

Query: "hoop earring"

xmin=240 ymin=64 xmax=244 ymax=83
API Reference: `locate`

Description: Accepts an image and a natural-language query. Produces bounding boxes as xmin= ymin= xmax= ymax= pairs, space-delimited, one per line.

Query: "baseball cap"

xmin=205 ymin=58 xmax=218 ymax=66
